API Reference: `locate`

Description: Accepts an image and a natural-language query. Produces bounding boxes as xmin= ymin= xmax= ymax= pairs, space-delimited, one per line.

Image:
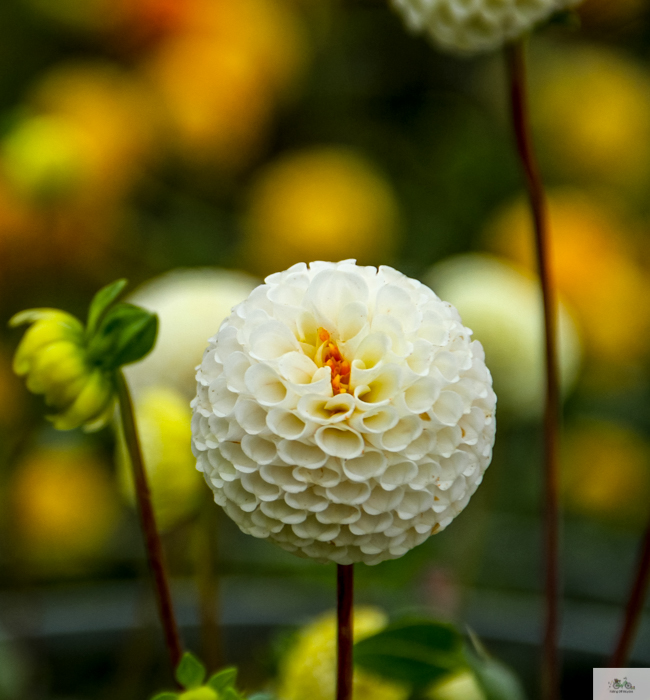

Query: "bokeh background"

xmin=1 ymin=0 xmax=650 ymax=698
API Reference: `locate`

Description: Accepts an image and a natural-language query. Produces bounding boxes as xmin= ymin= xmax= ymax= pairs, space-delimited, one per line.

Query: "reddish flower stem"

xmin=116 ymin=370 xmax=184 ymax=671
xmin=610 ymin=517 xmax=650 ymax=667
xmin=337 ymin=564 xmax=354 ymax=700
xmin=506 ymin=39 xmax=561 ymax=700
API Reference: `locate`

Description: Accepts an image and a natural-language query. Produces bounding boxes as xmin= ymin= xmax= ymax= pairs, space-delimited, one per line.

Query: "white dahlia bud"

xmin=191 ymin=261 xmax=496 ymax=565
xmin=391 ymin=0 xmax=581 ymax=55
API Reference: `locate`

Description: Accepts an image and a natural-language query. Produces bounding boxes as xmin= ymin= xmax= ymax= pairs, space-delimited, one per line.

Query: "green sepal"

xmin=175 ymin=652 xmax=207 ymax=690
xmin=86 ymin=279 xmax=128 ymax=339
xmin=207 ymin=667 xmax=238 ymax=693
xmin=87 ymin=302 xmax=158 ymax=371
xmin=354 ymin=618 xmax=466 ymax=690
xmin=151 ymin=693 xmax=180 ymax=700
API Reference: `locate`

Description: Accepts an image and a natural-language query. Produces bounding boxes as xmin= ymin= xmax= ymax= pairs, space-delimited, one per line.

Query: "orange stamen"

xmin=317 ymin=327 xmax=351 ymax=395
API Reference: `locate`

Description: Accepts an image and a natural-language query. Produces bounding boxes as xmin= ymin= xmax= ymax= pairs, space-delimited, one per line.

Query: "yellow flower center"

xmin=317 ymin=328 xmax=351 ymax=395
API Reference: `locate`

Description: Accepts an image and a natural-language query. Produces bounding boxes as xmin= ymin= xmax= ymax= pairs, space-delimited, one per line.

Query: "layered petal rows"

xmin=191 ymin=261 xmax=496 ymax=565
xmin=391 ymin=0 xmax=582 ymax=55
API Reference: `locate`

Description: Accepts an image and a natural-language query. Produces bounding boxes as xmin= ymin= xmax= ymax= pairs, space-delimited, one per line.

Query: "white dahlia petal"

xmin=191 ymin=261 xmax=496 ymax=564
xmin=391 ymin=0 xmax=582 ymax=55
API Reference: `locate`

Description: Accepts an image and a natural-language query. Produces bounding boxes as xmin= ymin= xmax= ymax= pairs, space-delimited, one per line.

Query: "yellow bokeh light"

xmin=484 ymin=190 xmax=650 ymax=368
xmin=532 ymin=45 xmax=650 ymax=191
xmin=562 ymin=421 xmax=650 ymax=525
xmin=10 ymin=444 xmax=119 ymax=570
xmin=243 ymin=147 xmax=400 ymax=274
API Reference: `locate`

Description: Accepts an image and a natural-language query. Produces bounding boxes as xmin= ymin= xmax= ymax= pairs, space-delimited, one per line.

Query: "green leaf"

xmin=151 ymin=693 xmax=179 ymax=700
xmin=87 ymin=302 xmax=158 ymax=370
xmin=354 ymin=619 xmax=466 ymax=690
xmin=467 ymin=655 xmax=527 ymax=700
xmin=86 ymin=279 xmax=128 ymax=338
xmin=220 ymin=689 xmax=244 ymax=700
xmin=175 ymin=652 xmax=207 ymax=690
xmin=207 ymin=667 xmax=238 ymax=693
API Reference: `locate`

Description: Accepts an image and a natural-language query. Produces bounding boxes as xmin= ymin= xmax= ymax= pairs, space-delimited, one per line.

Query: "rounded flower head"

xmin=191 ymin=261 xmax=496 ymax=565
xmin=391 ymin=0 xmax=581 ymax=55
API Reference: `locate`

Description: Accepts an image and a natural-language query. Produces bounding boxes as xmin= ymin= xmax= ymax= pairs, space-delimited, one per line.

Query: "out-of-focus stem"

xmin=116 ymin=370 xmax=183 ymax=671
xmin=337 ymin=564 xmax=354 ymax=700
xmin=610 ymin=517 xmax=650 ymax=667
xmin=506 ymin=39 xmax=561 ymax=700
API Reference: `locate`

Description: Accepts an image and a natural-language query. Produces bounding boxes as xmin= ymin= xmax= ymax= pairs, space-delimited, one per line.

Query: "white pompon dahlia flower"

xmin=191 ymin=261 xmax=496 ymax=565
xmin=391 ymin=0 xmax=582 ymax=55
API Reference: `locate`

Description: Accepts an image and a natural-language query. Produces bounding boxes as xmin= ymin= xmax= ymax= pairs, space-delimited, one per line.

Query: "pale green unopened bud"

xmin=10 ymin=279 xmax=158 ymax=432
xmin=10 ymin=311 xmax=114 ymax=431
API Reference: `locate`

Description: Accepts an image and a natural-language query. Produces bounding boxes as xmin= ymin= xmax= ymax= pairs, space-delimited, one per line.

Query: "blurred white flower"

xmin=391 ymin=0 xmax=581 ymax=55
xmin=191 ymin=260 xmax=496 ymax=565
xmin=124 ymin=268 xmax=259 ymax=399
xmin=425 ymin=254 xmax=581 ymax=419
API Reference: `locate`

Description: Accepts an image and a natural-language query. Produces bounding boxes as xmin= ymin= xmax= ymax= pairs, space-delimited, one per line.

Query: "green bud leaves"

xmin=176 ymin=652 xmax=207 ymax=690
xmin=151 ymin=653 xmax=244 ymax=700
xmin=86 ymin=279 xmax=158 ymax=372
xmin=87 ymin=302 xmax=158 ymax=371
xmin=10 ymin=278 xmax=158 ymax=431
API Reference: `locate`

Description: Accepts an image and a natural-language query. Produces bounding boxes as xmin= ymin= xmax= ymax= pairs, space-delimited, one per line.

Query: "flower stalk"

xmin=610 ymin=516 xmax=650 ymax=667
xmin=337 ymin=564 xmax=354 ymax=700
xmin=506 ymin=39 xmax=561 ymax=700
xmin=116 ymin=368 xmax=184 ymax=671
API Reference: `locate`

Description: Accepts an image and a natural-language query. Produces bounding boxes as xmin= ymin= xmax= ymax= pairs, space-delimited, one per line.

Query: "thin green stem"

xmin=506 ymin=39 xmax=561 ymax=700
xmin=610 ymin=517 xmax=650 ymax=667
xmin=116 ymin=370 xmax=183 ymax=671
xmin=337 ymin=564 xmax=354 ymax=700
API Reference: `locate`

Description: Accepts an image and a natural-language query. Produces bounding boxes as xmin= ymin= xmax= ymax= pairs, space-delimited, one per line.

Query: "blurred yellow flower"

xmin=532 ymin=46 xmax=650 ymax=191
xmin=2 ymin=115 xmax=84 ymax=202
xmin=277 ymin=607 xmax=409 ymax=700
xmin=179 ymin=0 xmax=309 ymax=97
xmin=117 ymin=385 xmax=201 ymax=531
xmin=425 ymin=254 xmax=582 ymax=420
xmin=485 ymin=191 xmax=650 ymax=369
xmin=242 ymin=147 xmax=400 ymax=275
xmin=562 ymin=421 xmax=650 ymax=525
xmin=124 ymin=268 xmax=258 ymax=399
xmin=10 ymin=444 xmax=119 ymax=570
xmin=3 ymin=62 xmax=159 ymax=206
xmin=144 ymin=0 xmax=308 ymax=168
xmin=428 ymin=670 xmax=486 ymax=700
